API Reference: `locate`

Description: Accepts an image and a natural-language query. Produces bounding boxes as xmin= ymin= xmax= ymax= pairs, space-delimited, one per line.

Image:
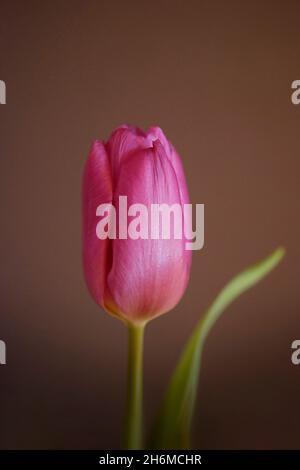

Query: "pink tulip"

xmin=82 ymin=125 xmax=192 ymax=325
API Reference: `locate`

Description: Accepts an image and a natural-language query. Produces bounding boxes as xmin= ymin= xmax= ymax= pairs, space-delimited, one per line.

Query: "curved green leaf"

xmin=149 ymin=247 xmax=285 ymax=449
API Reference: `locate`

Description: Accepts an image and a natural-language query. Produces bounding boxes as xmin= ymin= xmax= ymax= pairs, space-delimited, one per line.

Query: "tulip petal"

xmin=82 ymin=140 xmax=113 ymax=306
xmin=107 ymin=125 xmax=152 ymax=182
xmin=147 ymin=127 xmax=189 ymax=205
xmin=105 ymin=140 xmax=191 ymax=322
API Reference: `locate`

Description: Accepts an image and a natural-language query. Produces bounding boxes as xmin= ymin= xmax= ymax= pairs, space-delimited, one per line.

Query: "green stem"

xmin=124 ymin=322 xmax=145 ymax=450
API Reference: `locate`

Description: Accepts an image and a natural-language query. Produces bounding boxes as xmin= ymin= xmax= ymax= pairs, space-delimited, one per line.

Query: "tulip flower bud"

xmin=82 ymin=125 xmax=192 ymax=324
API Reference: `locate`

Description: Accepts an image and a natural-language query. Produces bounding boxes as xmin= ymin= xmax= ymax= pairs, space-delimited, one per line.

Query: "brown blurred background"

xmin=0 ymin=0 xmax=299 ymax=449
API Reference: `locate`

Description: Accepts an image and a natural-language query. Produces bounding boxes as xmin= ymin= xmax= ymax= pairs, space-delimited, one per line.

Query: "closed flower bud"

xmin=82 ymin=125 xmax=192 ymax=324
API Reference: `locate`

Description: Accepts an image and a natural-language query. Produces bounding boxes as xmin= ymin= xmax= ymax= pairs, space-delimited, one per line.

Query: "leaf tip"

xmin=272 ymin=246 xmax=286 ymax=264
